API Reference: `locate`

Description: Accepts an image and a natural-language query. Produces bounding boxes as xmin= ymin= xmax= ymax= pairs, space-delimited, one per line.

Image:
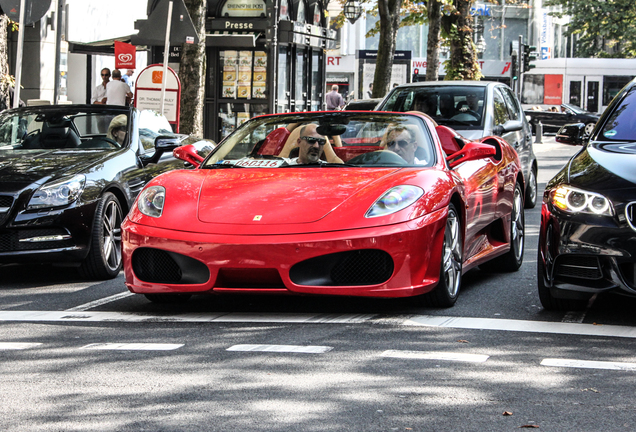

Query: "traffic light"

xmin=510 ymin=50 xmax=518 ymax=82
xmin=523 ymin=44 xmax=538 ymax=72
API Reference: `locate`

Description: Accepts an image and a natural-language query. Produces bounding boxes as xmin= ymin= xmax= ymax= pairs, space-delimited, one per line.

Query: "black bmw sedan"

xmin=538 ymin=78 xmax=636 ymax=310
xmin=0 ymin=105 xmax=214 ymax=279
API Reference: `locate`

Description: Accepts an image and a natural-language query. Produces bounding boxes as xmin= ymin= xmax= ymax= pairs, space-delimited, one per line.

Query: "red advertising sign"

xmin=544 ymin=74 xmax=563 ymax=105
xmin=115 ymin=41 xmax=136 ymax=69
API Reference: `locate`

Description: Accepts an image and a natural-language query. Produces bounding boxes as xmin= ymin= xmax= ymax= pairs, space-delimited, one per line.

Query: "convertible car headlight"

xmin=137 ymin=186 xmax=166 ymax=218
xmin=551 ymin=185 xmax=613 ymax=216
xmin=27 ymin=175 xmax=86 ymax=210
xmin=366 ymin=185 xmax=424 ymax=218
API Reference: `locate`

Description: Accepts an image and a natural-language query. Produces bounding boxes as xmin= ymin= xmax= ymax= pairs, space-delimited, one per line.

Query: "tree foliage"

xmin=544 ymin=0 xmax=636 ymax=58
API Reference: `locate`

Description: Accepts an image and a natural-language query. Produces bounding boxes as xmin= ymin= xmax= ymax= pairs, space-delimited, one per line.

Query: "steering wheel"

xmin=102 ymin=138 xmax=121 ymax=148
xmin=452 ymin=111 xmax=481 ymax=122
xmin=348 ymin=150 xmax=408 ymax=166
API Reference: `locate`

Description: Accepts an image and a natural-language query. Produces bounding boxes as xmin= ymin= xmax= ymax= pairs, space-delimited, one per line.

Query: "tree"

xmin=371 ymin=0 xmax=405 ymax=97
xmin=0 ymin=12 xmax=10 ymax=110
xmin=178 ymin=0 xmax=206 ymax=135
xmin=544 ymin=0 xmax=636 ymax=58
xmin=441 ymin=0 xmax=481 ymax=80
xmin=425 ymin=0 xmax=442 ymax=81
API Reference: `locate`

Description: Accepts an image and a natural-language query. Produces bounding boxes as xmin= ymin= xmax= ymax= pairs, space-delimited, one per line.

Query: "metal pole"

xmin=13 ymin=0 xmax=26 ymax=108
xmin=54 ymin=0 xmax=65 ymax=104
xmin=518 ymin=34 xmax=523 ymax=100
xmin=499 ymin=0 xmax=506 ymax=61
xmin=160 ymin=0 xmax=173 ymax=116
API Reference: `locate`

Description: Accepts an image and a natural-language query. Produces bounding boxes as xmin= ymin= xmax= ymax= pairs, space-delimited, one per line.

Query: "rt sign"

xmin=0 ymin=0 xmax=52 ymax=25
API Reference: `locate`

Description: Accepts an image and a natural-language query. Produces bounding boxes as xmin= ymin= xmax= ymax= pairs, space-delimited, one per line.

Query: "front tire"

xmin=584 ymin=122 xmax=596 ymax=137
xmin=422 ymin=204 xmax=462 ymax=307
xmin=537 ymin=225 xmax=589 ymax=311
xmin=79 ymin=192 xmax=123 ymax=280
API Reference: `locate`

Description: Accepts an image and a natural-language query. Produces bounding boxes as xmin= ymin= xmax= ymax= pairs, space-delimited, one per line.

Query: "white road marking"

xmin=0 ymin=342 xmax=42 ymax=350
xmin=380 ymin=350 xmax=489 ymax=363
xmin=404 ymin=315 xmax=636 ymax=339
xmin=561 ymin=294 xmax=597 ymax=324
xmin=227 ymin=344 xmax=333 ymax=353
xmin=65 ymin=292 xmax=135 ymax=311
xmin=0 ymin=310 xmax=375 ymax=324
xmin=81 ymin=343 xmax=183 ymax=351
xmin=541 ymin=358 xmax=636 ymax=371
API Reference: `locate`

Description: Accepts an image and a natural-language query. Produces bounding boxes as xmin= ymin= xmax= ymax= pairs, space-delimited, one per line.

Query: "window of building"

xmin=603 ymin=76 xmax=636 ymax=106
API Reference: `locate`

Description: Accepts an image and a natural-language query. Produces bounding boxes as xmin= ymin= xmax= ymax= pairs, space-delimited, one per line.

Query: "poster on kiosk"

xmin=134 ymin=64 xmax=182 ymax=132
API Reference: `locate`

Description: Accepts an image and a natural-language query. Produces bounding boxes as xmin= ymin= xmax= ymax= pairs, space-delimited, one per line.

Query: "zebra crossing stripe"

xmin=80 ymin=343 xmax=184 ymax=351
xmin=380 ymin=350 xmax=489 ymax=363
xmin=227 ymin=344 xmax=333 ymax=353
xmin=0 ymin=342 xmax=42 ymax=350
xmin=541 ymin=358 xmax=636 ymax=371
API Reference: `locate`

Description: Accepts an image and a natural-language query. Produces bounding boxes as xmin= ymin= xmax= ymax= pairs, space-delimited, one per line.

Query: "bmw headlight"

xmin=551 ymin=185 xmax=613 ymax=216
xmin=137 ymin=186 xmax=165 ymax=218
xmin=366 ymin=185 xmax=424 ymax=218
xmin=27 ymin=175 xmax=86 ymax=210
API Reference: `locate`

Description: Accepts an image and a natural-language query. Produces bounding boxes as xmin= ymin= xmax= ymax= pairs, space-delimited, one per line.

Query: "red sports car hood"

xmin=197 ymin=168 xmax=399 ymax=225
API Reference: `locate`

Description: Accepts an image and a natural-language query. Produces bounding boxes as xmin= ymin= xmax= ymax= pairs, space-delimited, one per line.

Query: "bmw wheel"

xmin=584 ymin=122 xmax=596 ymax=137
xmin=422 ymin=203 xmax=462 ymax=307
xmin=79 ymin=192 xmax=123 ymax=280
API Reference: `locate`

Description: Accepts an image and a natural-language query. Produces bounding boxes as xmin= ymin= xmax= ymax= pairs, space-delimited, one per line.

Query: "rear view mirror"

xmin=174 ymin=144 xmax=205 ymax=168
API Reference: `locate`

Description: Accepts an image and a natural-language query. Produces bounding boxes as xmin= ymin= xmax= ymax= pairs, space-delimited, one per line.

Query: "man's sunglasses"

xmin=387 ymin=139 xmax=412 ymax=149
xmin=101 ymin=73 xmax=110 ymax=77
xmin=301 ymin=136 xmax=326 ymax=146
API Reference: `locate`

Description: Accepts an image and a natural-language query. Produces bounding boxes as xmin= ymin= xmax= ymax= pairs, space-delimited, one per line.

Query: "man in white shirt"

xmin=91 ymin=68 xmax=110 ymax=104
xmin=105 ymin=69 xmax=133 ymax=106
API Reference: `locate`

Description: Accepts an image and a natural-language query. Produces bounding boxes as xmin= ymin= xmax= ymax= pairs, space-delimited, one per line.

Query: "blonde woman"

xmin=106 ymin=114 xmax=128 ymax=146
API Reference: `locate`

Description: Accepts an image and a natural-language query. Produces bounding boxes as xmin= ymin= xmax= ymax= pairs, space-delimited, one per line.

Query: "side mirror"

xmin=493 ymin=119 xmax=523 ymax=136
xmin=556 ymin=123 xmax=585 ymax=145
xmin=155 ymin=135 xmax=183 ymax=152
xmin=446 ymin=142 xmax=497 ymax=169
xmin=173 ymin=144 xmax=205 ymax=168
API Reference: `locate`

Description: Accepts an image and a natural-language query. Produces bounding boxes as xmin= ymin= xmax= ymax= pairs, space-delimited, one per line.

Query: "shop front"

xmin=204 ymin=0 xmax=333 ymax=142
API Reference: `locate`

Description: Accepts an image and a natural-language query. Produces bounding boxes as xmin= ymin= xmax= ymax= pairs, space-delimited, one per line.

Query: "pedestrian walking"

xmin=326 ymin=85 xmax=344 ymax=110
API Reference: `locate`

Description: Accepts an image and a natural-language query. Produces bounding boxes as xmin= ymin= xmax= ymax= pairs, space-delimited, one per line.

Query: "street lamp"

xmin=343 ymin=0 xmax=362 ymax=24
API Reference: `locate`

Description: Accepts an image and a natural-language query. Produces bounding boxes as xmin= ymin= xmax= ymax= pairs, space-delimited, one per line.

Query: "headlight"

xmin=550 ymin=185 xmax=613 ymax=216
xmin=27 ymin=175 xmax=86 ymax=210
xmin=366 ymin=185 xmax=424 ymax=218
xmin=137 ymin=186 xmax=165 ymax=218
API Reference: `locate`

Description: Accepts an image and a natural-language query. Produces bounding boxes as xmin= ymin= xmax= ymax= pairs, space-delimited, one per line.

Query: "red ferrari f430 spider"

xmin=122 ymin=111 xmax=525 ymax=307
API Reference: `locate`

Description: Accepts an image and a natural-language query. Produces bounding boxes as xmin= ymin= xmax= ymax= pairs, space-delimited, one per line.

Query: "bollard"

xmin=534 ymin=121 xmax=543 ymax=144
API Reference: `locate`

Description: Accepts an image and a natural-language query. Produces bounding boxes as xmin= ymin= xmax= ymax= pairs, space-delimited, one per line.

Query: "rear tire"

xmin=422 ymin=204 xmax=462 ymax=308
xmin=78 ymin=193 xmax=123 ymax=280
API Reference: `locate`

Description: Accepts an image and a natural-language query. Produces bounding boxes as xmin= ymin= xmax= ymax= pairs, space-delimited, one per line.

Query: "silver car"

xmin=376 ymin=81 xmax=538 ymax=208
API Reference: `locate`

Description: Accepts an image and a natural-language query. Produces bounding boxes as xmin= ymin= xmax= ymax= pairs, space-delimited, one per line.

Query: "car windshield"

xmin=380 ymin=86 xmax=486 ymax=130
xmin=599 ymin=85 xmax=636 ymax=141
xmin=202 ymin=112 xmax=436 ymax=168
xmin=562 ymin=103 xmax=587 ymax=115
xmin=0 ymin=108 xmax=130 ymax=150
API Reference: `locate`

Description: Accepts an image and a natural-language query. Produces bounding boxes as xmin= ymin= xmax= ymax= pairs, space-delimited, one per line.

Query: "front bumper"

xmin=539 ymin=202 xmax=636 ymax=296
xmin=0 ymin=200 xmax=98 ymax=264
xmin=122 ymin=209 xmax=448 ymax=298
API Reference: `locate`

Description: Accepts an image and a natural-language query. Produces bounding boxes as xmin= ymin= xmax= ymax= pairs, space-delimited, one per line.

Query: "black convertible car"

xmin=538 ymin=78 xmax=636 ymax=310
xmin=0 ymin=105 xmax=214 ymax=279
xmin=524 ymin=103 xmax=600 ymax=135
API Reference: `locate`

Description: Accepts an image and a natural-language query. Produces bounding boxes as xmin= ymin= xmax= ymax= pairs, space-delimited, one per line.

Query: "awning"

xmin=205 ymin=32 xmax=263 ymax=48
xmin=68 ymin=35 xmax=145 ymax=55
